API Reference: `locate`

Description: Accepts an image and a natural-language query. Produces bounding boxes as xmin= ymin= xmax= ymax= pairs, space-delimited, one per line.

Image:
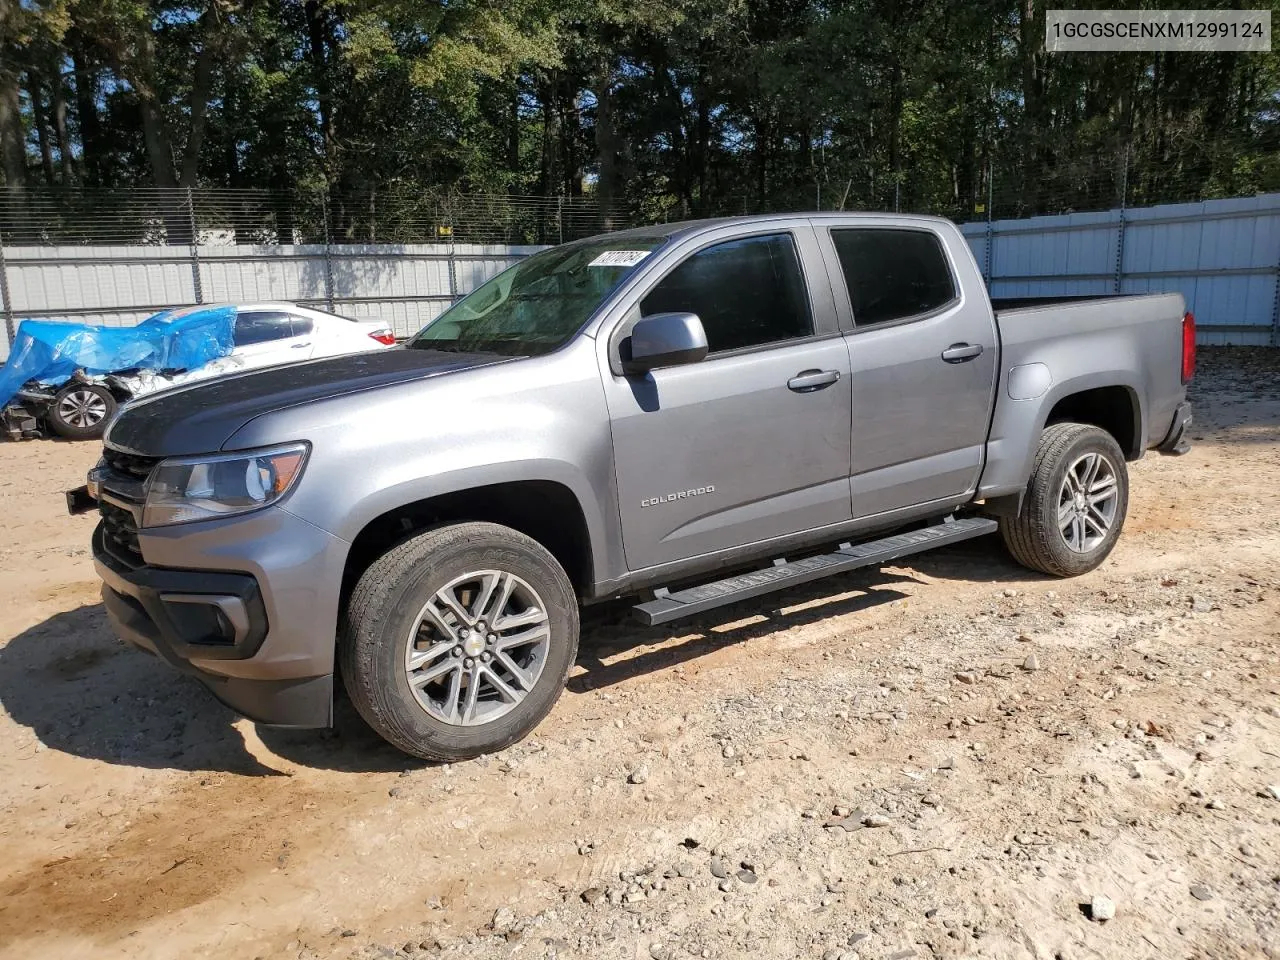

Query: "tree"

xmin=1 ymin=0 xmax=1278 ymax=242
xmin=77 ymin=0 xmax=255 ymax=194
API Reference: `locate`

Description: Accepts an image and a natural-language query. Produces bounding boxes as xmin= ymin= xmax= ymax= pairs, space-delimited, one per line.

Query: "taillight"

xmin=1181 ymin=312 xmax=1196 ymax=384
xmin=370 ymin=330 xmax=397 ymax=345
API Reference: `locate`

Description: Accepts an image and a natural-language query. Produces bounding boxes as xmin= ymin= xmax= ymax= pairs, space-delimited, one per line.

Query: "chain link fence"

xmin=1 ymin=135 xmax=1275 ymax=247
xmin=0 ymin=188 xmax=606 ymax=247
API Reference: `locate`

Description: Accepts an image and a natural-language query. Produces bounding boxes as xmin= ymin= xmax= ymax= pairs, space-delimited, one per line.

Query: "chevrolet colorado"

xmin=71 ymin=214 xmax=1195 ymax=760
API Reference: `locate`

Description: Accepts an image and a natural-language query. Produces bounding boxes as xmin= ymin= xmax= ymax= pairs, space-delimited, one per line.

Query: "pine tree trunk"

xmin=508 ymin=83 xmax=521 ymax=180
xmin=51 ymin=70 xmax=74 ymax=185
xmin=70 ymin=42 xmax=103 ymax=186
xmin=594 ymin=66 xmax=620 ymax=231
xmin=27 ymin=72 xmax=57 ymax=186
xmin=0 ymin=66 xmax=25 ymax=186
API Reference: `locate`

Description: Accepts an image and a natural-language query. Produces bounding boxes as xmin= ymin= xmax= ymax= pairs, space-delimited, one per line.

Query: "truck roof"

xmin=598 ymin=211 xmax=957 ymax=245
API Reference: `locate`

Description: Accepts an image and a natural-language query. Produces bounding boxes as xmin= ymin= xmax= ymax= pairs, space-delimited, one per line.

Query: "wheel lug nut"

xmin=487 ymin=634 xmax=497 ymax=645
xmin=464 ymin=657 xmax=474 ymax=668
xmin=452 ymin=646 xmax=462 ymax=657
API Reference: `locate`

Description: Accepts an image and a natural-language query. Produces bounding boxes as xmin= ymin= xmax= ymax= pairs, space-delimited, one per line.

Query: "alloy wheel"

xmin=56 ymin=388 xmax=109 ymax=428
xmin=403 ymin=570 xmax=551 ymax=726
xmin=1058 ymin=451 xmax=1119 ymax=553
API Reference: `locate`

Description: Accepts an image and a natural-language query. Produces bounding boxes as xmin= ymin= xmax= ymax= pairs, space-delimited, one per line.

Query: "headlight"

xmin=142 ymin=443 xmax=309 ymax=528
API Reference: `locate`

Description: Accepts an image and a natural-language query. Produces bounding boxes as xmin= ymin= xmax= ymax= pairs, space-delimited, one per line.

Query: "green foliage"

xmin=1 ymin=0 xmax=1278 ymax=226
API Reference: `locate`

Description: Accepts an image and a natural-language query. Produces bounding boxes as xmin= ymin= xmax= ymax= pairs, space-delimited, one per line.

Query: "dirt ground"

xmin=1 ymin=348 xmax=1278 ymax=960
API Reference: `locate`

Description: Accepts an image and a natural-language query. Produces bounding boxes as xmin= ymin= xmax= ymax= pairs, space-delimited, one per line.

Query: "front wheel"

xmin=339 ymin=521 xmax=579 ymax=761
xmin=1000 ymin=423 xmax=1129 ymax=577
xmin=47 ymin=383 xmax=117 ymax=440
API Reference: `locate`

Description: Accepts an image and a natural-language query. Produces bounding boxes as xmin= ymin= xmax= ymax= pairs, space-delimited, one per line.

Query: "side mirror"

xmin=622 ymin=312 xmax=708 ymax=374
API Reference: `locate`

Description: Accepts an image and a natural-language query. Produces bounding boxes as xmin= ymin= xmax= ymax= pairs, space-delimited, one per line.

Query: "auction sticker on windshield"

xmin=589 ymin=250 xmax=652 ymax=268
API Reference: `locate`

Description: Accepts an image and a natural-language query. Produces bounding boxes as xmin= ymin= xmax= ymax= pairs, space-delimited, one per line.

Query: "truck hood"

xmin=105 ymin=347 xmax=508 ymax=456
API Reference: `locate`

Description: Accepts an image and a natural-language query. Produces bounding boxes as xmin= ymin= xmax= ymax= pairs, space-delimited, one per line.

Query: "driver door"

xmin=599 ymin=224 xmax=853 ymax=571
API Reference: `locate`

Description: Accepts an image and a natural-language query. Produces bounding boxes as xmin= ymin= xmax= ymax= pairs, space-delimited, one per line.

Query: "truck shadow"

xmin=0 ymin=536 xmax=1033 ymax=774
xmin=569 ymin=574 xmax=913 ymax=694
xmin=568 ymin=534 xmax=1033 ymax=692
xmin=0 ymin=604 xmax=284 ymax=775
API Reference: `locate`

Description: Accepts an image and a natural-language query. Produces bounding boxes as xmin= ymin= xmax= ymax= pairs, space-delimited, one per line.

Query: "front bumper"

xmin=95 ymin=525 xmax=270 ymax=659
xmin=84 ymin=482 xmax=349 ymax=726
xmin=95 ymin=527 xmax=334 ymax=727
xmin=1156 ymin=400 xmax=1193 ymax=455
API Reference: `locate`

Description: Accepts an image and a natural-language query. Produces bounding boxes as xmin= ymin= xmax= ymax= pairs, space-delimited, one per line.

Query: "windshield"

xmin=408 ymin=236 xmax=667 ymax=356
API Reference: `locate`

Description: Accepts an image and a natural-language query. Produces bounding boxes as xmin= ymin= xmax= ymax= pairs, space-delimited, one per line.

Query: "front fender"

xmin=332 ymin=456 xmax=612 ymax=570
xmin=225 ymin=339 xmax=627 ymax=589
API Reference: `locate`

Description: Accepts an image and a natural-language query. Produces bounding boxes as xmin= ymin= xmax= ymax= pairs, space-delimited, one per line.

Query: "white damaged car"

xmin=2 ymin=302 xmax=397 ymax=441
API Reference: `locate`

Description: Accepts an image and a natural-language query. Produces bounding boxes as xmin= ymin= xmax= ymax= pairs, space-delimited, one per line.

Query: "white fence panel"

xmin=962 ymin=193 xmax=1280 ymax=346
xmin=3 ymin=245 xmax=194 ymax=321
xmin=199 ymin=245 xmax=329 ymax=304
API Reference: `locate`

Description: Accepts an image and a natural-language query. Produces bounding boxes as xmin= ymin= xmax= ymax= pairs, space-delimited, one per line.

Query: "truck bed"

xmin=977 ymin=291 xmax=1189 ymax=501
xmin=991 ymin=293 xmax=1140 ymax=313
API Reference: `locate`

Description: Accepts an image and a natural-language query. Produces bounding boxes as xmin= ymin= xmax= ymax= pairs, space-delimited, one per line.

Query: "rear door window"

xmin=830 ymin=228 xmax=957 ymax=328
xmin=234 ymin=311 xmax=295 ymax=345
xmin=641 ymin=233 xmax=813 ymax=353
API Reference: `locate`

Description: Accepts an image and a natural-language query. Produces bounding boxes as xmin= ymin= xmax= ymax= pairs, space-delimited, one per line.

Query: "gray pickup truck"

xmin=72 ymin=214 xmax=1195 ymax=760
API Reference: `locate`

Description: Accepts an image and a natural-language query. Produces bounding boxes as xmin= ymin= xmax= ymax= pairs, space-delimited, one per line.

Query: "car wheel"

xmin=339 ymin=521 xmax=579 ymax=761
xmin=1000 ymin=423 xmax=1129 ymax=577
xmin=47 ymin=383 xmax=117 ymax=440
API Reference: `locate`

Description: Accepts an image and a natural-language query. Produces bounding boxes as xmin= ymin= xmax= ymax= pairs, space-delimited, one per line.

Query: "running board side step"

xmin=633 ymin=517 xmax=998 ymax=626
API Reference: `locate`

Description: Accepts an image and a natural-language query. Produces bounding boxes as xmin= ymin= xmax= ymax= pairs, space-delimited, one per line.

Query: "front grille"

xmin=103 ymin=447 xmax=161 ymax=481
xmin=97 ymin=446 xmax=158 ymax=569
xmin=100 ymin=501 xmax=144 ymax=568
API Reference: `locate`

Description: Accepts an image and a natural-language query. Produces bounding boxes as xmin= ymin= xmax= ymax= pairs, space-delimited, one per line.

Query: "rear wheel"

xmin=339 ymin=521 xmax=579 ymax=761
xmin=47 ymin=383 xmax=117 ymax=440
xmin=1000 ymin=423 xmax=1129 ymax=577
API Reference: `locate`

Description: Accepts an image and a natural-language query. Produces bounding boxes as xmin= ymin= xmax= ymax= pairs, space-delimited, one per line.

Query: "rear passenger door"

xmin=816 ymin=222 xmax=997 ymax=519
xmin=283 ymin=311 xmax=316 ymax=357
xmin=232 ymin=310 xmax=314 ymax=366
xmin=602 ymin=224 xmax=853 ymax=571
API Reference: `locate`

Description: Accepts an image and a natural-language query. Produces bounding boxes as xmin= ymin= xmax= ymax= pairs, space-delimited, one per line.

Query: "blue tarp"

xmin=0 ymin=306 xmax=237 ymax=409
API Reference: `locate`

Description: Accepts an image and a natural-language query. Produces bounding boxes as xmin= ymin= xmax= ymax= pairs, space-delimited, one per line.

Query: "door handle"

xmin=787 ymin=369 xmax=841 ymax=392
xmin=941 ymin=342 xmax=983 ymax=363
xmin=291 ymin=342 xmax=312 ymax=349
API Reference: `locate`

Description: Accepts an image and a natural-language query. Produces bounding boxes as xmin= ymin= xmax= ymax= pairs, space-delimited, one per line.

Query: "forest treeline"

xmin=1 ymin=0 xmax=1277 ymax=232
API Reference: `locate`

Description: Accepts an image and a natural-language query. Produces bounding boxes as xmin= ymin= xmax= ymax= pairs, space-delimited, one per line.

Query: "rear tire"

xmin=1000 ymin=423 xmax=1129 ymax=577
xmin=339 ymin=521 xmax=579 ymax=761
xmin=47 ymin=383 xmax=117 ymax=440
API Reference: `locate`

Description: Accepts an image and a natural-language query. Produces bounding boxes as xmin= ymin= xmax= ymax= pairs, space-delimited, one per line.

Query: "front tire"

xmin=339 ymin=521 xmax=579 ymax=761
xmin=1000 ymin=423 xmax=1129 ymax=577
xmin=47 ymin=383 xmax=117 ymax=440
